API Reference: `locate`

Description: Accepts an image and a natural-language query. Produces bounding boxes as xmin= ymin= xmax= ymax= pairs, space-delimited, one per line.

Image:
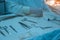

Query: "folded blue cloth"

xmin=30 ymin=29 xmax=60 ymax=40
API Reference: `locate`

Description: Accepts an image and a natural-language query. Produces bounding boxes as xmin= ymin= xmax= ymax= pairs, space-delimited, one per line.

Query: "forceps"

xmin=48 ymin=18 xmax=60 ymax=22
xmin=0 ymin=30 xmax=6 ymax=36
xmin=18 ymin=22 xmax=31 ymax=29
xmin=0 ymin=14 xmax=23 ymax=22
xmin=0 ymin=26 xmax=9 ymax=34
xmin=22 ymin=18 xmax=37 ymax=24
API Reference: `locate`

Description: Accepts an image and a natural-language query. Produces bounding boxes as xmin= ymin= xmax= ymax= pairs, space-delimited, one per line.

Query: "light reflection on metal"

xmin=45 ymin=0 xmax=60 ymax=6
xmin=45 ymin=0 xmax=55 ymax=6
xmin=45 ymin=0 xmax=60 ymax=15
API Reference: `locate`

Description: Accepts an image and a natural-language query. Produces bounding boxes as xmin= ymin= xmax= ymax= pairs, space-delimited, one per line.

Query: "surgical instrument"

xmin=22 ymin=18 xmax=37 ymax=24
xmin=0 ymin=14 xmax=23 ymax=22
xmin=40 ymin=26 xmax=52 ymax=29
xmin=0 ymin=26 xmax=9 ymax=34
xmin=3 ymin=26 xmax=9 ymax=34
xmin=48 ymin=18 xmax=60 ymax=22
xmin=18 ymin=22 xmax=31 ymax=29
xmin=9 ymin=25 xmax=17 ymax=33
xmin=0 ymin=30 xmax=6 ymax=36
